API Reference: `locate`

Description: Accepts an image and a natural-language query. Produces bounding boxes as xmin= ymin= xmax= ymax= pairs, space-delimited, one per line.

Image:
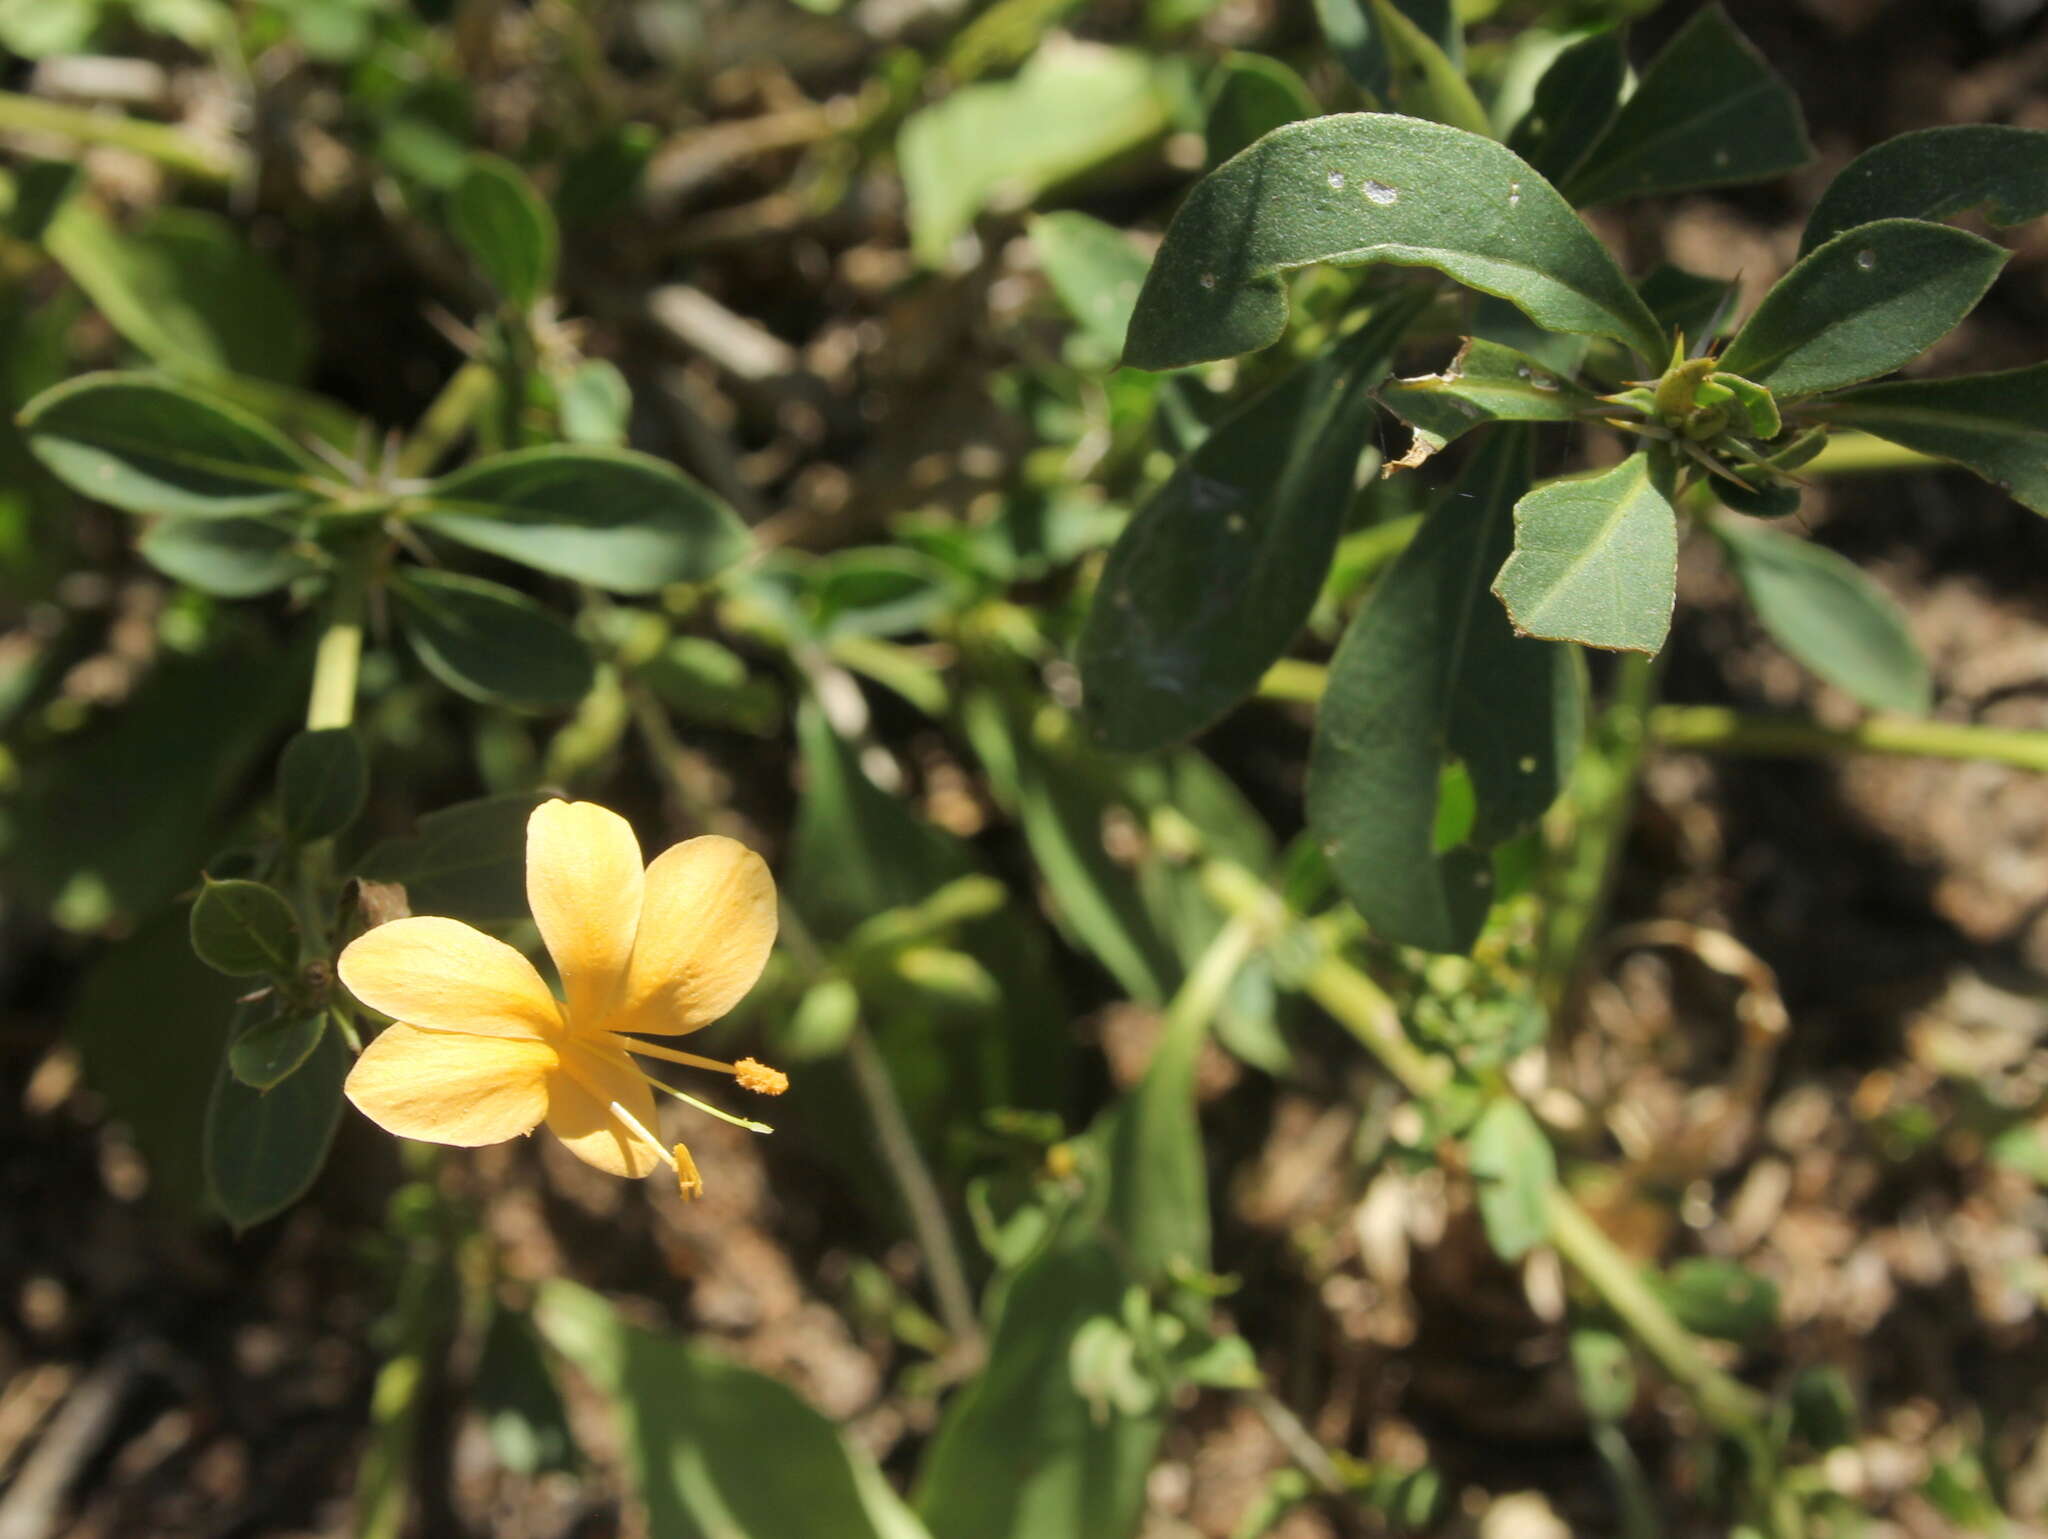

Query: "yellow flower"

xmin=338 ymin=799 xmax=785 ymax=1196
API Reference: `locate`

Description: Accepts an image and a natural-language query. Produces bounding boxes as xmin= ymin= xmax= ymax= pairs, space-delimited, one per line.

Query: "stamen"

xmin=618 ymin=1038 xmax=737 ymax=1075
xmin=628 ymin=1064 xmax=774 ymax=1134
xmin=605 ymin=1100 xmax=677 ymax=1170
xmin=674 ymin=1143 xmax=705 ymax=1201
xmin=735 ymin=1057 xmax=788 ymax=1095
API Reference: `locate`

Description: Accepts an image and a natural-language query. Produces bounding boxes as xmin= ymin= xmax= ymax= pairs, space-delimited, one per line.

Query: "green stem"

xmin=0 ymin=91 xmax=244 ymax=183
xmin=306 ymin=551 xmax=371 ymax=730
xmin=396 ymin=361 xmax=498 ymax=478
xmin=1652 ymin=704 xmax=2048 ymax=774
xmin=1544 ymin=1187 xmax=1768 ymax=1435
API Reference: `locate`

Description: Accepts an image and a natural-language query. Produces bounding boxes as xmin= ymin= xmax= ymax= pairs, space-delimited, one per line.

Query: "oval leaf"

xmin=1717 ymin=220 xmax=2008 ymax=400
xmin=278 ymin=727 xmax=369 ymax=844
xmin=415 ymin=445 xmax=749 ymax=592
xmin=20 ymin=373 xmax=324 ymax=518
xmin=1031 ymin=211 xmax=1152 ymax=355
xmin=1122 ymin=113 xmax=1664 ymax=371
xmin=205 ymin=1025 xmax=347 ymax=1230
xmin=138 ymin=515 xmax=316 ymax=597
xmin=228 ymin=1010 xmax=328 ymax=1091
xmin=190 ymin=877 xmax=300 ymax=977
xmin=450 ymin=154 xmax=558 ymax=309
xmin=1080 ymin=294 xmax=1425 ymax=751
xmin=1203 ymin=52 xmax=1318 ymax=170
xmin=1714 ymin=516 xmax=1931 ymax=716
xmin=1492 ymin=451 xmax=1677 ymax=655
xmin=1469 ymin=1097 xmax=1555 ymax=1262
xmin=1562 ymin=4 xmax=1811 ymax=207
xmin=391 ymin=569 xmax=595 ymax=712
xmin=1306 ymin=429 xmax=1582 ymax=954
xmin=1808 ymin=362 xmax=2048 ymax=516
xmin=1802 ymin=124 xmax=2048 ymax=256
xmin=1506 ymin=31 xmax=1625 ymax=187
xmin=353 ymin=791 xmax=548 ymax=923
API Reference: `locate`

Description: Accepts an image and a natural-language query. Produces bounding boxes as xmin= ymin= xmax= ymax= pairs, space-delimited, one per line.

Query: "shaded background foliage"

xmin=2 ymin=0 xmax=2048 ymax=1536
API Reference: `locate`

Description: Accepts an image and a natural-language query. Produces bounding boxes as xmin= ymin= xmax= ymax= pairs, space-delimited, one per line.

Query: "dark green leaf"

xmin=475 ymin=1307 xmax=580 ymax=1476
xmin=1306 ymin=430 xmax=1582 ymax=953
xmin=1080 ymin=294 xmax=1424 ymax=751
xmin=205 ymin=1025 xmax=347 ymax=1230
xmin=1808 ymin=362 xmax=2048 ymax=516
xmin=1562 ymin=5 xmax=1811 ymax=207
xmin=1788 ymin=1367 xmax=1858 ymax=1452
xmin=449 ymin=154 xmax=558 ymax=309
xmin=535 ymin=1281 xmax=931 ymax=1539
xmin=1658 ymin=1257 xmax=1778 ymax=1343
xmin=1376 ymin=334 xmax=1596 ymax=470
xmin=555 ymin=123 xmax=657 ymax=226
xmin=355 ymin=791 xmax=549 ymax=923
xmin=1636 ymin=262 xmax=1738 ymax=343
xmin=807 ymin=548 xmax=964 ymax=640
xmin=898 ymin=43 xmax=1176 ymax=266
xmin=637 ymin=635 xmax=784 ymax=736
xmin=1204 ymin=52 xmax=1317 ymax=169
xmin=20 ymin=372 xmax=324 ymax=518
xmin=416 ymin=445 xmax=749 ymax=592
xmin=1717 ymin=220 xmax=2007 ymax=400
xmin=228 ymin=1010 xmax=328 ymax=1091
xmin=1506 ymin=31 xmax=1625 ymax=187
xmin=1311 ymin=0 xmax=1457 ymax=97
xmin=1468 ymin=1097 xmax=1555 ymax=1261
xmin=1802 ymin=124 xmax=2048 ymax=256
xmin=190 ymin=877 xmax=301 ymax=978
xmin=138 ymin=515 xmax=316 ymax=597
xmin=1492 ymin=451 xmax=1677 ymax=654
xmin=914 ymin=1243 xmax=1161 ymax=1539
xmin=1123 ymin=113 xmax=1664 ymax=371
xmin=391 ymin=569 xmax=595 ymax=712
xmin=68 ymin=908 xmax=238 ymax=1212
xmin=1363 ymin=0 xmax=1485 ymax=136
xmin=1714 ymin=516 xmax=1931 ymax=715
xmin=279 ymin=728 xmax=369 ymax=844
xmin=1030 ymin=211 xmax=1153 ymax=356
xmin=46 ymin=202 xmax=313 ymax=384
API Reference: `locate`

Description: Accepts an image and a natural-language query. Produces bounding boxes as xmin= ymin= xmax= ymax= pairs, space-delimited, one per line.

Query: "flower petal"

xmin=614 ymin=836 xmax=778 ymax=1036
xmin=339 ymin=916 xmax=563 ymax=1038
xmin=544 ymin=1035 xmax=665 ymax=1177
xmin=344 ymin=1024 xmax=554 ymax=1146
xmin=527 ymin=799 xmax=645 ymax=1028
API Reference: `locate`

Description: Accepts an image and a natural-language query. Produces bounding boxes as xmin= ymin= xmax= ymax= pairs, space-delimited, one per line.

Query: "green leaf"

xmin=1030 ymin=211 xmax=1152 ymax=356
xmin=1802 ymin=124 xmax=2048 ymax=256
xmin=1492 ymin=451 xmax=1676 ymax=655
xmin=205 ymin=1025 xmax=347 ymax=1230
xmin=416 ymin=445 xmax=749 ymax=593
xmin=1079 ymin=293 xmax=1424 ymax=752
xmin=637 ymin=636 xmax=784 ymax=736
xmin=1376 ymin=334 xmax=1597 ymax=470
xmin=391 ymin=570 xmax=594 ymax=713
xmin=46 ymin=201 xmax=313 ymax=384
xmin=138 ymin=515 xmax=317 ymax=597
xmin=189 ymin=877 xmax=300 ymax=978
xmin=1657 ymin=1258 xmax=1778 ymax=1344
xmin=19 ymin=372 xmax=324 ymax=518
xmin=1807 ymin=362 xmax=2048 ymax=516
xmin=1468 ymin=1097 xmax=1555 ymax=1262
xmin=1569 ymin=1329 xmax=1636 ymax=1423
xmin=556 ymin=358 xmax=631 ymax=445
xmin=1203 ymin=52 xmax=1318 ymax=169
xmin=278 ymin=728 xmax=369 ymax=845
xmin=535 ymin=1281 xmax=932 ymax=1539
xmin=1306 ymin=430 xmax=1582 ymax=953
xmin=449 ymin=154 xmax=559 ymax=309
xmin=1311 ymin=0 xmax=1457 ymax=98
xmin=355 ymin=791 xmax=549 ymax=923
xmin=1363 ymin=0 xmax=1487 ymax=137
xmin=1123 ymin=113 xmax=1665 ymax=371
xmin=806 ymin=548 xmax=965 ymax=640
xmin=474 ymin=1307 xmax=580 ymax=1477
xmin=1717 ymin=220 xmax=2007 ymax=400
xmin=68 ymin=908 xmax=238 ymax=1213
xmin=1561 ymin=5 xmax=1811 ymax=207
xmin=1714 ymin=516 xmax=1931 ymax=716
xmin=899 ymin=41 xmax=1176 ymax=266
xmin=914 ymin=1243 xmax=1162 ymax=1539
xmin=1636 ymin=261 xmax=1737 ymax=343
xmin=228 ymin=1010 xmax=328 ymax=1091
xmin=1506 ymin=30 xmax=1625 ymax=187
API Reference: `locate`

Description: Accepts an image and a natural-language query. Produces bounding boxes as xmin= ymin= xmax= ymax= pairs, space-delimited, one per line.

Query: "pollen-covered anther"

xmin=735 ymin=1057 xmax=789 ymax=1096
xmin=674 ymin=1143 xmax=705 ymax=1201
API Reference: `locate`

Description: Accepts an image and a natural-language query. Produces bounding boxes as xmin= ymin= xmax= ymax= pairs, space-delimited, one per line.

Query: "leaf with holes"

xmin=1376 ymin=335 xmax=1596 ymax=471
xmin=1123 ymin=113 xmax=1664 ymax=371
